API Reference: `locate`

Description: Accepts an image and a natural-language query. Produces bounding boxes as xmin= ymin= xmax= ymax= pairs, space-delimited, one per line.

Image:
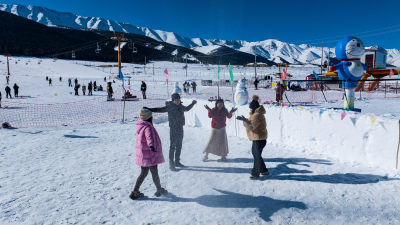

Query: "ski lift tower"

xmin=111 ymin=33 xmax=128 ymax=79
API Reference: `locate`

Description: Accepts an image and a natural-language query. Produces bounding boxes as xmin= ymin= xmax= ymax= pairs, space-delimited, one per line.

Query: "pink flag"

xmin=389 ymin=69 xmax=394 ymax=78
xmin=282 ymin=69 xmax=287 ymax=80
xmin=164 ymin=68 xmax=169 ymax=84
xmin=341 ymin=112 xmax=346 ymax=120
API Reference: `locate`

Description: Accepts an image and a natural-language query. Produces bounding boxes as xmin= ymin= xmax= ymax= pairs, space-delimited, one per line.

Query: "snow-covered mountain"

xmin=2 ymin=3 xmax=400 ymax=66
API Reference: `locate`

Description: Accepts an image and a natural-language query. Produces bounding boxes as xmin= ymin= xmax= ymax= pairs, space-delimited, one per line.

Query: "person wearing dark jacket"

xmin=141 ymin=81 xmax=147 ymax=99
xmin=237 ymin=95 xmax=268 ymax=180
xmin=107 ymin=82 xmax=113 ymax=100
xmin=88 ymin=82 xmax=93 ymax=96
xmin=0 ymin=91 xmax=2 ymax=108
xmin=13 ymin=83 xmax=19 ymax=97
xmin=145 ymin=93 xmax=197 ymax=171
xmin=5 ymin=85 xmax=11 ymax=98
xmin=276 ymin=81 xmax=285 ymax=103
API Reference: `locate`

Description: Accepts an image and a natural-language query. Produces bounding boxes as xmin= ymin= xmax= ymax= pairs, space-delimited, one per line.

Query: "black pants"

xmin=134 ymin=165 xmax=161 ymax=191
xmin=251 ymin=140 xmax=267 ymax=176
xmin=74 ymin=89 xmax=79 ymax=96
xmin=14 ymin=91 xmax=18 ymax=97
xmin=169 ymin=126 xmax=183 ymax=163
xmin=142 ymin=91 xmax=146 ymax=99
xmin=6 ymin=91 xmax=11 ymax=98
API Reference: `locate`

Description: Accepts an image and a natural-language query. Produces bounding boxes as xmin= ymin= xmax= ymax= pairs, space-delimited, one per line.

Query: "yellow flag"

xmin=272 ymin=82 xmax=277 ymax=87
xmin=371 ymin=117 xmax=377 ymax=124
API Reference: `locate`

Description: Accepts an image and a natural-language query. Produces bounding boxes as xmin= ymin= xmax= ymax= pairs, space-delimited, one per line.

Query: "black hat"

xmin=249 ymin=100 xmax=260 ymax=113
xmin=171 ymin=93 xmax=181 ymax=101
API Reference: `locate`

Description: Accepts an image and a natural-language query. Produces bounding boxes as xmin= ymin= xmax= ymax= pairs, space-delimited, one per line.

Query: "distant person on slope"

xmin=145 ymin=93 xmax=197 ymax=171
xmin=82 ymin=85 xmax=86 ymax=96
xmin=107 ymin=82 xmax=113 ymax=100
xmin=141 ymin=81 xmax=147 ymax=99
xmin=13 ymin=83 xmax=19 ymax=98
xmin=68 ymin=78 xmax=72 ymax=87
xmin=236 ymin=95 xmax=268 ymax=180
xmin=74 ymin=83 xmax=80 ymax=96
xmin=48 ymin=78 xmax=52 ymax=86
xmin=5 ymin=85 xmax=11 ymax=98
xmin=88 ymin=82 xmax=93 ymax=96
xmin=203 ymin=98 xmax=236 ymax=162
xmin=130 ymin=108 xmax=168 ymax=199
xmin=0 ymin=91 xmax=2 ymax=108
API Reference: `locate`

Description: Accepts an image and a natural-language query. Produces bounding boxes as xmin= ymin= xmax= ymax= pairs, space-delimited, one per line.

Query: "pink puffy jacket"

xmin=135 ymin=120 xmax=164 ymax=167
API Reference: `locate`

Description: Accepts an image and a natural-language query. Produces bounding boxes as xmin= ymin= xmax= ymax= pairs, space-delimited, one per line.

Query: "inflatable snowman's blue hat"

xmin=335 ymin=36 xmax=365 ymax=60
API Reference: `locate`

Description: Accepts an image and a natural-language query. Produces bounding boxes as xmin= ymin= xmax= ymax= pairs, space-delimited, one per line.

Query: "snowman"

xmin=172 ymin=81 xmax=182 ymax=95
xmin=234 ymin=78 xmax=248 ymax=105
xmin=330 ymin=36 xmax=367 ymax=110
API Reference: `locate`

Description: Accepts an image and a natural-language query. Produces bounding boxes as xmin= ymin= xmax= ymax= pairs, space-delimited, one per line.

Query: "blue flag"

xmin=312 ymin=71 xmax=320 ymax=79
xmin=120 ymin=71 xmax=124 ymax=87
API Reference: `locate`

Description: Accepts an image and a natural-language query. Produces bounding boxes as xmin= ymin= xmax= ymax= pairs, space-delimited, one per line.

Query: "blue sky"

xmin=2 ymin=0 xmax=400 ymax=48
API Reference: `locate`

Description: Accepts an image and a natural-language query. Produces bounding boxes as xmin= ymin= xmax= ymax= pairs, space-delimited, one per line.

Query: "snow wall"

xmin=182 ymin=98 xmax=399 ymax=171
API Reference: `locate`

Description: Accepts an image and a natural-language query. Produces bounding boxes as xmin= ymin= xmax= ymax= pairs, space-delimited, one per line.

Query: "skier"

xmin=104 ymin=77 xmax=107 ymax=82
xmin=141 ymin=81 xmax=147 ymax=99
xmin=46 ymin=76 xmax=48 ymax=81
xmin=48 ymin=78 xmax=52 ymax=86
xmin=6 ymin=75 xmax=9 ymax=85
xmin=59 ymin=76 xmax=62 ymax=82
xmin=107 ymin=82 xmax=113 ymax=100
xmin=13 ymin=83 xmax=19 ymax=98
xmin=0 ymin=91 xmax=2 ymax=108
xmin=129 ymin=108 xmax=168 ymax=199
xmin=145 ymin=93 xmax=197 ymax=171
xmin=236 ymin=95 xmax=268 ymax=179
xmin=74 ymin=78 xmax=78 ymax=86
xmin=93 ymin=81 xmax=97 ymax=91
xmin=88 ymin=82 xmax=93 ymax=96
xmin=68 ymin=78 xmax=72 ymax=87
xmin=203 ymin=99 xmax=237 ymax=162
xmin=5 ymin=85 xmax=11 ymax=98
xmin=82 ymin=85 xmax=86 ymax=96
xmin=74 ymin=83 xmax=80 ymax=96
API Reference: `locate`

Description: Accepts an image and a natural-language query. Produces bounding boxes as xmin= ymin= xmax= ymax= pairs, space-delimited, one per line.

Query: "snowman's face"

xmin=345 ymin=39 xmax=365 ymax=58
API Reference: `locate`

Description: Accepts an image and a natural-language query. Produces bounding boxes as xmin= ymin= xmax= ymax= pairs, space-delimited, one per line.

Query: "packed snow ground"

xmin=1 ymin=121 xmax=400 ymax=224
xmin=2 ymin=56 xmax=400 ymax=224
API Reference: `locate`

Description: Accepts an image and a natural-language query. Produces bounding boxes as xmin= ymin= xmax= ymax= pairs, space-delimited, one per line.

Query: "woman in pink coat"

xmin=130 ymin=108 xmax=168 ymax=199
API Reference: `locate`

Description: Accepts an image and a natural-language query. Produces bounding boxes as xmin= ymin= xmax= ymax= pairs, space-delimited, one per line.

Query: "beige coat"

xmin=243 ymin=106 xmax=268 ymax=141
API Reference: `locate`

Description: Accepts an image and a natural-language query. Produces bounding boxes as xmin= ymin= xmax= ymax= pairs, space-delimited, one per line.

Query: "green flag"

xmin=229 ymin=63 xmax=234 ymax=86
xmin=218 ymin=65 xmax=220 ymax=80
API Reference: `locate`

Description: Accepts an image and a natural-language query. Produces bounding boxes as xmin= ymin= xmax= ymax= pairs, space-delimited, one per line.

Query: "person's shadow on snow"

xmin=183 ymin=157 xmax=396 ymax=184
xmin=144 ymin=188 xmax=307 ymax=222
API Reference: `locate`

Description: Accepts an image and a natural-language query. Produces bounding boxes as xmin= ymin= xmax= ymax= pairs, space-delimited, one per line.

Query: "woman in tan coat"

xmin=237 ymin=95 xmax=268 ymax=179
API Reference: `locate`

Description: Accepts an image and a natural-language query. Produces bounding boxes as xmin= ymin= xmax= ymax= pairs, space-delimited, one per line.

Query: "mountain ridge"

xmin=1 ymin=3 xmax=400 ymax=66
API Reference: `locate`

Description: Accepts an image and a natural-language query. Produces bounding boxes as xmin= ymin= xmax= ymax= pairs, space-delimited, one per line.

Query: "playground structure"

xmin=325 ymin=45 xmax=400 ymax=92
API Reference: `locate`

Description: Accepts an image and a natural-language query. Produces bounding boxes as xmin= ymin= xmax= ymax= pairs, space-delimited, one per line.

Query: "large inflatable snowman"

xmin=234 ymin=78 xmax=248 ymax=105
xmin=330 ymin=36 xmax=367 ymax=110
xmin=172 ymin=81 xmax=182 ymax=95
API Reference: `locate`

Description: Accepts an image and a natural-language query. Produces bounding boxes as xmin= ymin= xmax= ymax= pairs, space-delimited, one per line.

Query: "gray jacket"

xmin=149 ymin=101 xmax=195 ymax=127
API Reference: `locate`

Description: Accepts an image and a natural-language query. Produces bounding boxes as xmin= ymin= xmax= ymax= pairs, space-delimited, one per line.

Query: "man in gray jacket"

xmin=146 ymin=93 xmax=197 ymax=171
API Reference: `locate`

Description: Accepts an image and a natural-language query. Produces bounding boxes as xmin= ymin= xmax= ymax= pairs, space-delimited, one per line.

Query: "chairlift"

xmin=72 ymin=51 xmax=76 ymax=59
xmin=95 ymin=42 xmax=101 ymax=54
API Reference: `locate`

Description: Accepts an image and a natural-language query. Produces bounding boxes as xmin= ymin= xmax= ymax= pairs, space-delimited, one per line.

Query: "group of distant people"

xmin=183 ymin=81 xmax=197 ymax=94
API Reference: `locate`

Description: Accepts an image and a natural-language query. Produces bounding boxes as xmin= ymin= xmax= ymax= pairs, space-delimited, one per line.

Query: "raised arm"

xmin=183 ymin=100 xmax=197 ymax=112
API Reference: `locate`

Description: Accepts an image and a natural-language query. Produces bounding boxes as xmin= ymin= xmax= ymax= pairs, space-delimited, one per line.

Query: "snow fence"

xmin=184 ymin=98 xmax=399 ymax=171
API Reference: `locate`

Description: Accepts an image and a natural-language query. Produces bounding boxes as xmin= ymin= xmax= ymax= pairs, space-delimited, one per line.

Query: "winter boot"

xmin=202 ymin=155 xmax=208 ymax=162
xmin=169 ymin=162 xmax=177 ymax=171
xmin=249 ymin=174 xmax=260 ymax=180
xmin=129 ymin=190 xmax=144 ymax=200
xmin=154 ymin=188 xmax=168 ymax=197
xmin=175 ymin=161 xmax=185 ymax=167
xmin=261 ymin=169 xmax=269 ymax=176
xmin=217 ymin=156 xmax=227 ymax=162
